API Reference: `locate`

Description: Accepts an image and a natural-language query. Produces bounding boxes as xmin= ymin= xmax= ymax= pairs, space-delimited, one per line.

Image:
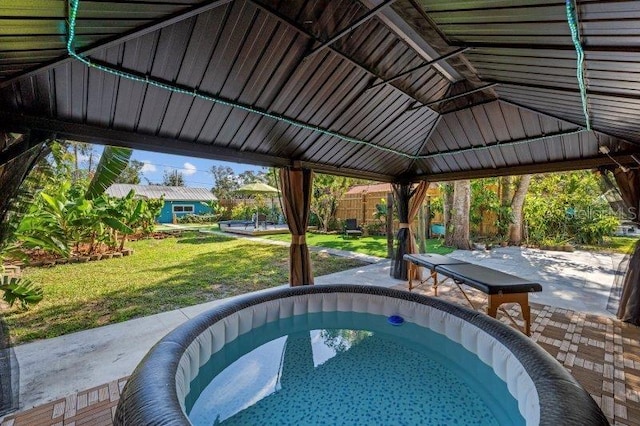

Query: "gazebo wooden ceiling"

xmin=2 ymin=0 xmax=640 ymax=182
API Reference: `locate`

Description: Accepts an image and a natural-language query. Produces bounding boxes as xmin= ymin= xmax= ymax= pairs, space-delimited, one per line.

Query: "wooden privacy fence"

xmin=336 ymin=185 xmax=497 ymax=237
xmin=335 ymin=190 xmax=389 ymax=229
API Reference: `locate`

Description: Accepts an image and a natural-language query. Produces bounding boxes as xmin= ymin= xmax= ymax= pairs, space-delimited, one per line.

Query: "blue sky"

xmin=131 ymin=150 xmax=266 ymax=188
xmin=85 ymin=145 xmax=265 ymax=188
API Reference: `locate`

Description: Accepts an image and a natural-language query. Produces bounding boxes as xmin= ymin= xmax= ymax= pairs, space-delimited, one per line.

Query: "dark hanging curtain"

xmin=390 ymin=182 xmax=429 ymax=280
xmin=0 ymin=137 xmax=50 ymax=245
xmin=0 ymin=135 xmax=48 ymax=416
xmin=391 ymin=183 xmax=411 ymax=279
xmin=611 ymin=167 xmax=640 ymax=325
xmin=0 ymin=317 xmax=18 ymax=417
xmin=279 ymin=167 xmax=314 ymax=286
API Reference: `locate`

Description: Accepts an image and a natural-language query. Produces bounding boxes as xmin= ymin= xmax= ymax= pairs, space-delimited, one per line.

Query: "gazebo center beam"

xmin=302 ymin=0 xmax=399 ymax=62
xmin=368 ymin=47 xmax=469 ymax=90
xmin=248 ymin=0 xmax=436 ymax=114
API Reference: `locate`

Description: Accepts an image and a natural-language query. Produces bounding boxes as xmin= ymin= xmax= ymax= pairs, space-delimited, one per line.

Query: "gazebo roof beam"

xmin=368 ymin=47 xmax=469 ymax=90
xmin=498 ymin=99 xmax=638 ymax=147
xmin=415 ymin=153 xmax=638 ymax=182
xmin=249 ymin=0 xmax=437 ymax=114
xmin=302 ymin=0 xmax=399 ymax=62
xmin=362 ymin=0 xmax=461 ymax=81
xmin=408 ymin=83 xmax=498 ymax=111
xmin=0 ymin=112 xmax=396 ymax=182
xmin=451 ymin=41 xmax=640 ymax=54
xmin=490 ymin=79 xmax=640 ymax=104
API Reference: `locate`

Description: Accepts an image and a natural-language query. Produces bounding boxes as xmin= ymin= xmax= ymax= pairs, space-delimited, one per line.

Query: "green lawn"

xmin=576 ymin=236 xmax=639 ymax=254
xmin=261 ymin=233 xmax=454 ymax=258
xmin=3 ymin=233 xmax=366 ymax=344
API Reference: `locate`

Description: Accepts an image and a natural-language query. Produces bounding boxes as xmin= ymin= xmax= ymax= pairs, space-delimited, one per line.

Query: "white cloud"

xmin=141 ymin=161 xmax=157 ymax=173
xmin=77 ymin=152 xmax=92 ymax=164
xmin=182 ymin=162 xmax=197 ymax=176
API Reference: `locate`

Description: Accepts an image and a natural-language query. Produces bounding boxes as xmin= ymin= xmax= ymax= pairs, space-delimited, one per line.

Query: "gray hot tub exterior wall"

xmin=114 ymin=285 xmax=608 ymax=426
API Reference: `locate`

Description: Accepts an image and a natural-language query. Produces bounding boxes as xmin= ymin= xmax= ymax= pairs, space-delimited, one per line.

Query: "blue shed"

xmin=106 ymin=184 xmax=217 ymax=223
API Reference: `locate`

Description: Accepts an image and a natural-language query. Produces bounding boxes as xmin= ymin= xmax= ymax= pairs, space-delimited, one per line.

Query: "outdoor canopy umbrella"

xmin=234 ymin=182 xmax=281 ymax=227
xmin=235 ymin=182 xmax=281 ymax=195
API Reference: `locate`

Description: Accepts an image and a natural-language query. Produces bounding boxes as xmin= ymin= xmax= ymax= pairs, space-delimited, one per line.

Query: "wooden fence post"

xmin=361 ymin=193 xmax=367 ymax=227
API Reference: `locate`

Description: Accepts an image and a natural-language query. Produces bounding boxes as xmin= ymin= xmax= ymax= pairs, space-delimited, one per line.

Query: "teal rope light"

xmin=67 ymin=0 xmax=586 ymax=161
xmin=66 ymin=0 xmax=419 ymax=160
xmin=566 ymin=0 xmax=591 ymax=130
xmin=419 ymin=128 xmax=586 ymax=160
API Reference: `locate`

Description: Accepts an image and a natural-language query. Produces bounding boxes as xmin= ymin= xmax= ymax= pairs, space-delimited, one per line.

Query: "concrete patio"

xmin=1 ymin=245 xmax=638 ymax=425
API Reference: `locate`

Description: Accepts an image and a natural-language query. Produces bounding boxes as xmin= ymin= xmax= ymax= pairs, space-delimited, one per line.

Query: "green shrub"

xmin=365 ymin=222 xmax=385 ymax=236
xmin=328 ymin=217 xmax=344 ymax=232
xmin=230 ymin=202 xmax=253 ymax=220
xmin=524 ymin=171 xmax=619 ymax=246
xmin=176 ymin=214 xmax=220 ymax=224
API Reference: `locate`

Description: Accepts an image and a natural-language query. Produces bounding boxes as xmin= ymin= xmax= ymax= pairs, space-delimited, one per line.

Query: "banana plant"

xmin=0 ymin=273 xmax=43 ymax=309
xmin=86 ymin=146 xmax=132 ymax=200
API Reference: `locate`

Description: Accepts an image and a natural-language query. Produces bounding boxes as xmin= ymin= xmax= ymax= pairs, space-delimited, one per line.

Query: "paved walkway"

xmin=0 ymin=243 xmax=632 ymax=423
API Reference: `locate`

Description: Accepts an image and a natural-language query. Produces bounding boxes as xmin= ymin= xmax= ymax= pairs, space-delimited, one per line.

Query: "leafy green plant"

xmin=231 ymin=202 xmax=253 ymax=220
xmin=0 ymin=274 xmax=43 ymax=309
xmin=85 ymin=146 xmax=132 ymax=199
xmin=364 ymin=222 xmax=384 ymax=236
xmin=524 ymin=171 xmax=619 ymax=246
xmin=470 ymin=179 xmax=499 ymax=228
xmin=177 ymin=213 xmax=220 ymax=224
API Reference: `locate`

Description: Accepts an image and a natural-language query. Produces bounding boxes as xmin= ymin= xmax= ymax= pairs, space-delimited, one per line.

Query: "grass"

xmin=261 ymin=233 xmax=454 ymax=258
xmin=576 ymin=236 xmax=639 ymax=254
xmin=3 ymin=233 xmax=366 ymax=345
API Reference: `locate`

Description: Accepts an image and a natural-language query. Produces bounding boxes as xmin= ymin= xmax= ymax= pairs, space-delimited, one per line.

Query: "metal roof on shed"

xmin=106 ymin=184 xmax=217 ymax=201
xmin=1 ymin=0 xmax=640 ymax=182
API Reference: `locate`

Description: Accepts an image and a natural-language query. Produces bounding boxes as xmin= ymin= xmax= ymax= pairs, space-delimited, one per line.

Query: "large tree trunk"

xmin=445 ymin=180 xmax=472 ymax=250
xmin=442 ymin=183 xmax=454 ymax=231
xmin=509 ymin=174 xmax=532 ymax=245
xmin=498 ymin=176 xmax=513 ymax=240
xmin=499 ymin=176 xmax=512 ymax=207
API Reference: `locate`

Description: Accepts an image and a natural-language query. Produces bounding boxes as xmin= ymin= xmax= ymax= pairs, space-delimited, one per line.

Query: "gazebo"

xmin=1 ymin=0 xmax=640 ymax=324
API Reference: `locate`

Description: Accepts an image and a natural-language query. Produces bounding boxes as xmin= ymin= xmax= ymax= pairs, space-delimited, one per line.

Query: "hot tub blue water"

xmin=186 ymin=311 xmax=524 ymax=426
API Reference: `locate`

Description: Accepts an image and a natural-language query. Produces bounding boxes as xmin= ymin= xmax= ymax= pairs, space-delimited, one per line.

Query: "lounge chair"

xmin=343 ymin=218 xmax=362 ymax=238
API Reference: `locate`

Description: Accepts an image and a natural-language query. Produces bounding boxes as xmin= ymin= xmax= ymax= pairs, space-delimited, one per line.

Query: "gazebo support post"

xmin=279 ymin=166 xmax=314 ymax=286
xmin=390 ymin=181 xmax=429 ymax=280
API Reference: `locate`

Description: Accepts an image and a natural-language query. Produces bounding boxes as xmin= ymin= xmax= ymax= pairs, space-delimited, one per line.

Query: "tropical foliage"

xmin=210 ymin=165 xmax=270 ymax=199
xmin=16 ymin=184 xmax=162 ymax=257
xmin=1 ymin=142 xmax=161 ymax=308
xmin=523 ymin=171 xmax=618 ymax=245
xmin=429 ymin=171 xmax=615 ymax=248
xmin=1 ymin=274 xmax=43 ymax=309
xmin=311 ymin=174 xmax=366 ymax=232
